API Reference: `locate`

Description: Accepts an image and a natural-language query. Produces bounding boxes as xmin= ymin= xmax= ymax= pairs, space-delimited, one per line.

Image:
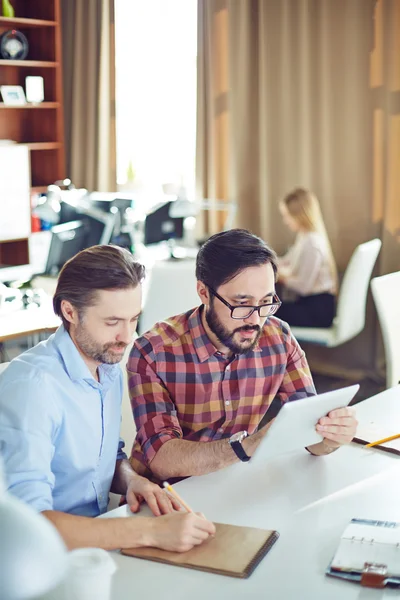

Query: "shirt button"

xmin=218 ymin=428 xmax=224 ymax=433
xmin=226 ymin=365 xmax=230 ymax=370
xmin=225 ymin=400 xmax=230 ymax=406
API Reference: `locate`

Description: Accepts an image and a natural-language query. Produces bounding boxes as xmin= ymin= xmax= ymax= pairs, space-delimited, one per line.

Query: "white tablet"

xmin=252 ymin=384 xmax=360 ymax=462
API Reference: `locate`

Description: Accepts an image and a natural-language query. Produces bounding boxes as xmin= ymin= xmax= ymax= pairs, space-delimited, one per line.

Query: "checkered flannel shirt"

xmin=127 ymin=306 xmax=316 ymax=475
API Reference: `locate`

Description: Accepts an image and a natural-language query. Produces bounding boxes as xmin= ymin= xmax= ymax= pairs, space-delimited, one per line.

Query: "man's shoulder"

xmin=261 ymin=316 xmax=292 ymax=340
xmin=0 ymin=339 xmax=64 ymax=391
xmin=134 ymin=310 xmax=194 ymax=356
xmin=258 ymin=316 xmax=298 ymax=353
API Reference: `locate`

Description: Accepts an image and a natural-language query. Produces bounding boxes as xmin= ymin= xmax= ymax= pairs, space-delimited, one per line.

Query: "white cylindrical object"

xmin=64 ymin=548 xmax=117 ymax=600
xmin=0 ymin=457 xmax=67 ymax=600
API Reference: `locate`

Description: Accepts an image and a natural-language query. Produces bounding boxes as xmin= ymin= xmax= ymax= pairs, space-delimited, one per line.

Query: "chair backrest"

xmin=0 ymin=362 xmax=9 ymax=375
xmin=139 ymin=258 xmax=199 ymax=334
xmin=334 ymin=239 xmax=382 ymax=345
xmin=371 ymin=271 xmax=400 ymax=389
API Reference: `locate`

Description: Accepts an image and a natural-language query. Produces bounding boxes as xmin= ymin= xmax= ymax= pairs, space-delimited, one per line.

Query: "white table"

xmin=103 ymin=387 xmax=400 ymax=599
xmin=0 ymin=304 xmax=60 ymax=343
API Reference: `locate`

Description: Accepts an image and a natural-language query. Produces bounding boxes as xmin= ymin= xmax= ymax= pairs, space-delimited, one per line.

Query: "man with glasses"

xmin=127 ymin=229 xmax=357 ymax=481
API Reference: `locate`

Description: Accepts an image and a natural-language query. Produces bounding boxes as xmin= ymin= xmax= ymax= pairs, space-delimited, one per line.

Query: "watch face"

xmin=230 ymin=431 xmax=248 ymax=443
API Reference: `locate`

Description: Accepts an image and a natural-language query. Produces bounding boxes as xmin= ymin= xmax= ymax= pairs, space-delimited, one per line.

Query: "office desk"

xmin=0 ymin=301 xmax=60 ymax=343
xmin=102 ymin=387 xmax=400 ymax=600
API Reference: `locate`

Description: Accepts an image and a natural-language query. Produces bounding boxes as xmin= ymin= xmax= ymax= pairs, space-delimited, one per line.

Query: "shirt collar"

xmin=53 ymin=325 xmax=120 ymax=384
xmin=188 ymin=306 xmax=261 ymax=363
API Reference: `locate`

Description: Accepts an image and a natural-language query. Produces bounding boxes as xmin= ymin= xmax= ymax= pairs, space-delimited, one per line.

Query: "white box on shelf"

xmin=0 ymin=145 xmax=31 ymax=242
xmin=25 ymin=76 xmax=44 ymax=103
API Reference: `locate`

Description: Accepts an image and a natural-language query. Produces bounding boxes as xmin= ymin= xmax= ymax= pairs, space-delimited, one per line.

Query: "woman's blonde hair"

xmin=281 ymin=188 xmax=338 ymax=293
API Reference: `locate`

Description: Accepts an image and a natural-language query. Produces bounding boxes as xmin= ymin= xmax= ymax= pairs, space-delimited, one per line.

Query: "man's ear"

xmin=60 ymin=299 xmax=80 ymax=327
xmin=197 ymin=280 xmax=210 ymax=307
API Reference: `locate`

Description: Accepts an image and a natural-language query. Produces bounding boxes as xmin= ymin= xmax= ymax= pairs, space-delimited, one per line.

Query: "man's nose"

xmin=116 ymin=323 xmax=134 ymax=344
xmin=243 ymin=309 xmax=261 ymax=327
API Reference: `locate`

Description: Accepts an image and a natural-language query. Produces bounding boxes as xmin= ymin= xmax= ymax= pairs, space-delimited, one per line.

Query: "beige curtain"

xmin=196 ymin=0 xmax=400 ymax=379
xmin=61 ymin=0 xmax=116 ymax=191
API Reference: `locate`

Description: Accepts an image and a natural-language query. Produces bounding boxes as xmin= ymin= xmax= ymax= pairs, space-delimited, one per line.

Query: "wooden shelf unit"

xmin=0 ymin=0 xmax=65 ymax=267
xmin=0 ymin=17 xmax=57 ymax=28
xmin=0 ymin=59 xmax=58 ymax=67
xmin=0 ymin=101 xmax=60 ymax=108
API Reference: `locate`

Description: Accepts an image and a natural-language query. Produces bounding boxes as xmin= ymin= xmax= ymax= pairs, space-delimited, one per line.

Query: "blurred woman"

xmin=277 ymin=188 xmax=338 ymax=327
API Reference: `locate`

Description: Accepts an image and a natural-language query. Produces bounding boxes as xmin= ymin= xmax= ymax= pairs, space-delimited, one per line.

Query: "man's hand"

xmin=126 ymin=476 xmax=182 ymax=516
xmin=146 ymin=512 xmax=216 ymax=552
xmin=316 ymin=406 xmax=358 ymax=447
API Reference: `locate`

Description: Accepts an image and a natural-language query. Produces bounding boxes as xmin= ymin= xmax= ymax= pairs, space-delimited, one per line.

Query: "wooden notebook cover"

xmin=121 ymin=522 xmax=279 ymax=579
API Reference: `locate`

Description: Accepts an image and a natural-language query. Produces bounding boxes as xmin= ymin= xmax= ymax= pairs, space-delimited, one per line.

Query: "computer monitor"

xmin=80 ymin=210 xmax=117 ymax=247
xmin=45 ymin=220 xmax=87 ymax=275
xmin=144 ymin=201 xmax=184 ymax=246
xmin=44 ymin=210 xmax=118 ymax=275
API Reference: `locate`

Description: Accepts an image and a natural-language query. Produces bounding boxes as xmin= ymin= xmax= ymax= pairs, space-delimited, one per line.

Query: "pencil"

xmin=163 ymin=481 xmax=194 ymax=513
xmin=364 ymin=433 xmax=400 ymax=448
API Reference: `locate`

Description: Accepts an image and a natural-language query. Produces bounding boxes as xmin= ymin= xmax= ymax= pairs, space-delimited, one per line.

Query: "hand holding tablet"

xmin=252 ymin=384 xmax=360 ymax=462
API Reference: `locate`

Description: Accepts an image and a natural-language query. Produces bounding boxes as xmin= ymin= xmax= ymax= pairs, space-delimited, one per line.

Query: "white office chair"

xmin=139 ymin=258 xmax=200 ymax=334
xmin=0 ymin=362 xmax=9 ymax=375
xmin=371 ymin=271 xmax=400 ymax=389
xmin=291 ymin=238 xmax=382 ymax=347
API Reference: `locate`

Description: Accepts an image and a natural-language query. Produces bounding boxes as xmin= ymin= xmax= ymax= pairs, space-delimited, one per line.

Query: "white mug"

xmin=64 ymin=548 xmax=117 ymax=600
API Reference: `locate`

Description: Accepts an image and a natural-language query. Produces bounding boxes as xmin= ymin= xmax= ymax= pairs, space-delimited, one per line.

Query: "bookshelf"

xmin=0 ymin=0 xmax=65 ymax=267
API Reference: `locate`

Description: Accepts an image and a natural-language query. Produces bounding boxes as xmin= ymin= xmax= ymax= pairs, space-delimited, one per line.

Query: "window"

xmin=115 ymin=0 xmax=197 ymax=206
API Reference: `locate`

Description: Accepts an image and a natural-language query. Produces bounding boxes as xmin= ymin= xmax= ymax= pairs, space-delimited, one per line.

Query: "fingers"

xmin=143 ymin=489 xmax=184 ymax=516
xmin=192 ymin=513 xmax=216 ymax=535
xmin=165 ymin=492 xmax=185 ymax=512
xmin=321 ymin=432 xmax=353 ymax=445
xmin=145 ymin=493 xmax=162 ymax=517
xmin=327 ymin=407 xmax=356 ymax=419
xmin=319 ymin=415 xmax=357 ymax=428
xmin=316 ymin=409 xmax=357 ymax=446
xmin=316 ymin=421 xmax=355 ymax=436
xmin=189 ymin=528 xmax=212 ymax=543
xmin=126 ymin=490 xmax=140 ymax=514
xmin=318 ymin=410 xmax=358 ymax=435
xmin=154 ymin=490 xmax=175 ymax=515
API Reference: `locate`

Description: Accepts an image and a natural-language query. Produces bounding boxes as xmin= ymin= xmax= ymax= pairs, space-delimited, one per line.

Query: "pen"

xmin=364 ymin=433 xmax=400 ymax=448
xmin=163 ymin=481 xmax=194 ymax=513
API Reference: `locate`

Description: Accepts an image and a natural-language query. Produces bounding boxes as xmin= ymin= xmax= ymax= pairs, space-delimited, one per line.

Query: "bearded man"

xmin=0 ymin=245 xmax=215 ymax=551
xmin=127 ymin=229 xmax=357 ymax=481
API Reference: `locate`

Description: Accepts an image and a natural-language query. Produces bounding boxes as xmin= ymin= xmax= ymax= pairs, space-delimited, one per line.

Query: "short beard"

xmin=205 ymin=300 xmax=262 ymax=354
xmin=74 ymin=313 xmax=128 ymax=365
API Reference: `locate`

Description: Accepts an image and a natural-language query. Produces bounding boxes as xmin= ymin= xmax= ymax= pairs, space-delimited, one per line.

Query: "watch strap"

xmin=230 ymin=440 xmax=251 ymax=462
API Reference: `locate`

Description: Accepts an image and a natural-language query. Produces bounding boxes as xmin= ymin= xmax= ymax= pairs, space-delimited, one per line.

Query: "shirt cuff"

xmin=142 ymin=429 xmax=182 ymax=465
xmin=7 ymin=482 xmax=54 ymax=513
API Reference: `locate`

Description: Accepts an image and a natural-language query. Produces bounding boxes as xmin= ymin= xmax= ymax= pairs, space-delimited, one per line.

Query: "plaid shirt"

xmin=127 ymin=307 xmax=315 ymax=475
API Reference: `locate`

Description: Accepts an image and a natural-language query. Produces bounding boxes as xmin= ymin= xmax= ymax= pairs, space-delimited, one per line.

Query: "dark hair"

xmin=53 ymin=245 xmax=145 ymax=330
xmin=195 ymin=229 xmax=277 ymax=289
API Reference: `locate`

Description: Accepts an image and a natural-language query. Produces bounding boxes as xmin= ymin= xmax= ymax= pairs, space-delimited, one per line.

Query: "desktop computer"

xmin=44 ymin=210 xmax=118 ymax=276
xmin=44 ymin=221 xmax=88 ymax=276
xmin=144 ymin=201 xmax=185 ymax=259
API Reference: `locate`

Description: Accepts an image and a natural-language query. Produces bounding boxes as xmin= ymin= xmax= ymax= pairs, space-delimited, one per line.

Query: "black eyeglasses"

xmin=208 ymin=287 xmax=282 ymax=320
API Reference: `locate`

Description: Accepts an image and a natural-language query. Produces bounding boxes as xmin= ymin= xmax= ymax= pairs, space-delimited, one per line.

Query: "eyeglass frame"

xmin=208 ymin=287 xmax=282 ymax=320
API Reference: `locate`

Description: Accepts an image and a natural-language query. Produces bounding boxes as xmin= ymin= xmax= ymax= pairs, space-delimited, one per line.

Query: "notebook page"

xmin=355 ymin=422 xmax=400 ymax=451
xmin=332 ymin=520 xmax=400 ymax=575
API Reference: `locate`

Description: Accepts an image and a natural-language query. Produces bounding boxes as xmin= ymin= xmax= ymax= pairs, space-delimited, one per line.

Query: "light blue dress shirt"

xmin=0 ymin=326 xmax=127 ymax=516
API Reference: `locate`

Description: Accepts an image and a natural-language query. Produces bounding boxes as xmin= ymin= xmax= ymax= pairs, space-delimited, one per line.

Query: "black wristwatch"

xmin=229 ymin=430 xmax=251 ymax=462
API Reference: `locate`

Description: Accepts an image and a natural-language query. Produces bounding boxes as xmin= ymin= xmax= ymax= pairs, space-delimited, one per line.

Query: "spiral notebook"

xmin=121 ymin=522 xmax=279 ymax=579
xmin=327 ymin=519 xmax=400 ymax=588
